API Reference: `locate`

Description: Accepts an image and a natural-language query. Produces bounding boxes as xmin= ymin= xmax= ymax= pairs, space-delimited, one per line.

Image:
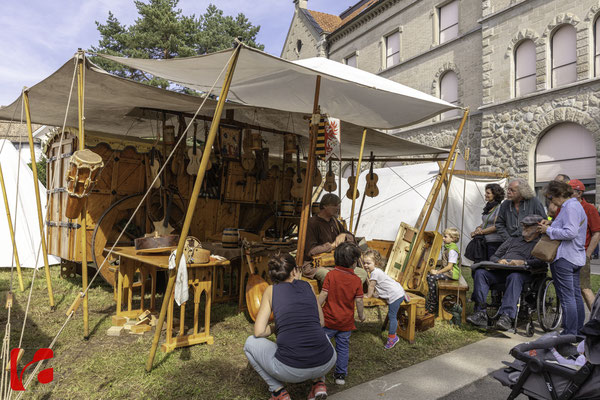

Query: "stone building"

xmin=282 ymin=0 xmax=600 ymax=202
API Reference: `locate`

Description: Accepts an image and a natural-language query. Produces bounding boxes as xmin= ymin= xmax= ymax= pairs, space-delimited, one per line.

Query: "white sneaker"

xmin=334 ymin=373 xmax=345 ymax=385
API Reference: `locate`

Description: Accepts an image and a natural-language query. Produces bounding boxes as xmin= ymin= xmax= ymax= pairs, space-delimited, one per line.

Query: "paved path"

xmin=329 ymin=332 xmax=531 ymax=400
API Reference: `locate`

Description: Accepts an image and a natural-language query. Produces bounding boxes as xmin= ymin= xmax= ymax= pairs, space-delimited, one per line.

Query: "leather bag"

xmin=531 ymin=234 xmax=560 ymax=263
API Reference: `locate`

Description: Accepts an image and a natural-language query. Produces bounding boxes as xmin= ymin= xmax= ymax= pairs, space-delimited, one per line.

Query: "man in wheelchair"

xmin=467 ymin=214 xmax=547 ymax=331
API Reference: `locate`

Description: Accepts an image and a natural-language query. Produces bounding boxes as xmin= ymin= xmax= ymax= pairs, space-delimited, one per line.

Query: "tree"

xmin=89 ymin=0 xmax=264 ymax=89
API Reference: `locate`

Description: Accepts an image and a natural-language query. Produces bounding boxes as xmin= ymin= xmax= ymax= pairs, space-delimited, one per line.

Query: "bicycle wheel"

xmin=537 ymin=277 xmax=562 ymax=331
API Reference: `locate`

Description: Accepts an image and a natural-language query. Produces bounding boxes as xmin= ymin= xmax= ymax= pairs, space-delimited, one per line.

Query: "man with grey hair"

xmin=495 ymin=178 xmax=546 ymax=241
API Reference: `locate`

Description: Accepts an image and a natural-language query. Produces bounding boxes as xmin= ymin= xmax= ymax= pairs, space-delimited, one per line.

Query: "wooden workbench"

xmin=106 ymin=246 xmax=230 ymax=352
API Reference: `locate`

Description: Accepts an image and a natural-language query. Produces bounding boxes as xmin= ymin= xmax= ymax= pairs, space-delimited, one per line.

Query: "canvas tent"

xmin=330 ymin=162 xmax=507 ymax=262
xmin=0 ymin=140 xmax=59 ymax=268
xmin=0 ymin=53 xmax=453 ymax=158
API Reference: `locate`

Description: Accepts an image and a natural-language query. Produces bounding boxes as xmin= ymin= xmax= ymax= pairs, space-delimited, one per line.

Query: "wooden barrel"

xmin=280 ymin=200 xmax=295 ymax=216
xmin=311 ymin=202 xmax=320 ymax=216
xmin=222 ymin=228 xmax=239 ymax=248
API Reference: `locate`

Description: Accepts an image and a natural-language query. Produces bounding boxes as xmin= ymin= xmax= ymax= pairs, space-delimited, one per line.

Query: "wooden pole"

xmin=76 ymin=51 xmax=89 ymax=338
xmin=435 ymin=152 xmax=459 ymax=231
xmin=403 ymin=109 xmax=469 ymax=278
xmin=146 ymin=44 xmax=242 ymax=372
xmin=23 ymin=90 xmax=55 ymax=309
xmin=0 ymin=164 xmax=24 ymax=291
xmin=295 ymin=76 xmax=321 ymax=266
xmin=349 ymin=129 xmax=366 ymax=233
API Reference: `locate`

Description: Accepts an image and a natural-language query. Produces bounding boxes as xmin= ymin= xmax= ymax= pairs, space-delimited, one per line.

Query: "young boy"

xmin=425 ymin=227 xmax=461 ymax=314
xmin=318 ymin=242 xmax=365 ymax=386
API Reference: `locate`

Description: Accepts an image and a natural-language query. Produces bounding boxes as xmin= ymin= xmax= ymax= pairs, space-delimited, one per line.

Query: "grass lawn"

xmin=0 ymin=266 xmax=598 ymax=399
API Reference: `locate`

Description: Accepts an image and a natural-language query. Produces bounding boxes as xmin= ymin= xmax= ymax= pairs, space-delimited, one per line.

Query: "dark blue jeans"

xmin=472 ymin=268 xmax=532 ymax=319
xmin=550 ymin=258 xmax=585 ymax=335
xmin=387 ymin=296 xmax=404 ymax=336
xmin=323 ymin=328 xmax=351 ymax=375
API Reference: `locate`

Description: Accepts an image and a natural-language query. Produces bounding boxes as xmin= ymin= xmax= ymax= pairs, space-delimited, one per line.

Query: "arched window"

xmin=535 ymin=123 xmax=596 ymax=184
xmin=440 ymin=71 xmax=459 ymax=119
xmin=515 ymin=39 xmax=536 ymax=96
xmin=551 ymin=25 xmax=577 ymax=87
xmin=595 ymin=18 xmax=600 ymax=76
xmin=296 ymin=40 xmax=303 ymax=53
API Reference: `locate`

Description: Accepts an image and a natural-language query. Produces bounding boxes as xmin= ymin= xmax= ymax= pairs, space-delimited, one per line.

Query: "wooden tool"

xmin=290 ymin=146 xmax=304 ymax=198
xmin=324 ymin=158 xmax=337 ymax=192
xmin=364 ymin=152 xmax=379 ymax=198
xmin=346 ymin=160 xmax=359 ymax=199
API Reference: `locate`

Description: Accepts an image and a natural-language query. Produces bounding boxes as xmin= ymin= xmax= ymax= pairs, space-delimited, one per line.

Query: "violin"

xmin=324 ymin=158 xmax=336 ymax=192
xmin=364 ymin=152 xmax=379 ymax=198
xmin=346 ymin=160 xmax=359 ymax=199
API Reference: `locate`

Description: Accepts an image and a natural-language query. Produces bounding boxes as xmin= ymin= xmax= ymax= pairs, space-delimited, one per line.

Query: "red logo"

xmin=10 ymin=348 xmax=54 ymax=391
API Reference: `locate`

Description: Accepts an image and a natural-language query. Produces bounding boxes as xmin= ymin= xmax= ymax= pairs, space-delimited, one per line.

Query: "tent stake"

xmin=349 ymin=128 xmax=366 ymax=233
xmin=0 ymin=164 xmax=24 ymax=291
xmin=23 ymin=89 xmax=55 ymax=309
xmin=76 ymin=51 xmax=89 ymax=338
xmin=295 ymin=76 xmax=321 ymax=266
xmin=146 ymin=44 xmax=242 ymax=372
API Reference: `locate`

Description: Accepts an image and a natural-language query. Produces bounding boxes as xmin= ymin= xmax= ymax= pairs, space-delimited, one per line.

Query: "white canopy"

xmin=97 ymin=44 xmax=460 ymax=129
xmin=0 ymin=140 xmax=59 ymax=268
xmin=0 ymin=56 xmax=448 ymax=158
xmin=328 ymin=163 xmax=507 ymax=261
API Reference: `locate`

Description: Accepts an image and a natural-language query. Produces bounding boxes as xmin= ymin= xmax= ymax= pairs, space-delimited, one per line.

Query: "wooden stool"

xmin=437 ymin=275 xmax=468 ymax=323
xmin=366 ymin=295 xmax=420 ymax=344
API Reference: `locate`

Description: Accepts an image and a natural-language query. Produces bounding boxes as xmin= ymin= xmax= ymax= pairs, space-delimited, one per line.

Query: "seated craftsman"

xmin=301 ymin=193 xmax=368 ymax=284
xmin=466 ymin=214 xmax=546 ymax=331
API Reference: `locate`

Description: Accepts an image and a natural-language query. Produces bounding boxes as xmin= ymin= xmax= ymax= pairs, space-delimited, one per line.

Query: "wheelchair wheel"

xmin=537 ymin=277 xmax=562 ymax=332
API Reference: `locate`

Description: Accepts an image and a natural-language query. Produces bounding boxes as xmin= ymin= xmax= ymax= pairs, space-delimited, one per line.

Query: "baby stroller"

xmin=493 ymin=290 xmax=600 ymax=399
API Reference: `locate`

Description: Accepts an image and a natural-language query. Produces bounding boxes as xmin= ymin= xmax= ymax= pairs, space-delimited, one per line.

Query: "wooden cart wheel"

xmin=91 ymin=193 xmax=146 ymax=287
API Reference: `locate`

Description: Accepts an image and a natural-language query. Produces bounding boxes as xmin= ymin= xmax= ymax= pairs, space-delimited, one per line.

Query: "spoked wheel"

xmin=537 ymin=277 xmax=562 ymax=332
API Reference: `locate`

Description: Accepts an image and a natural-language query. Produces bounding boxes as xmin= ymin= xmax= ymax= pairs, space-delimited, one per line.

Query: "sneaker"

xmin=384 ymin=335 xmax=400 ymax=349
xmin=466 ymin=310 xmax=488 ymax=328
xmin=270 ymin=389 xmax=291 ymax=400
xmin=307 ymin=380 xmax=327 ymax=400
xmin=333 ymin=372 xmax=346 ymax=385
xmin=494 ymin=313 xmax=513 ymax=331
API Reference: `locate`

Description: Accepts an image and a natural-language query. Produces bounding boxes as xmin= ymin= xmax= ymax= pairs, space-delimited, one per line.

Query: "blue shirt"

xmin=546 ymin=198 xmax=587 ymax=266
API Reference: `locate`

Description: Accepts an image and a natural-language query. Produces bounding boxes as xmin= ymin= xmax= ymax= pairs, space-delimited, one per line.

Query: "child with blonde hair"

xmin=425 ymin=227 xmax=461 ymax=314
xmin=363 ymin=249 xmax=408 ymax=349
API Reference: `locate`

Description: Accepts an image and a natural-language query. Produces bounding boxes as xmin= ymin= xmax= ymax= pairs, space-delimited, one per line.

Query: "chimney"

xmin=294 ymin=0 xmax=308 ymax=9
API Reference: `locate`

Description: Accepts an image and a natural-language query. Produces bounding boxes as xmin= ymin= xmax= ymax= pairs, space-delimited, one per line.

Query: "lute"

xmin=364 ymin=152 xmax=379 ymax=198
xmin=346 ymin=160 xmax=359 ymax=199
xmin=324 ymin=158 xmax=336 ymax=192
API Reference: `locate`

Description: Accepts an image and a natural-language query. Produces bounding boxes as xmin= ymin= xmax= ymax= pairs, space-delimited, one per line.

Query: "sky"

xmin=0 ymin=0 xmax=355 ymax=106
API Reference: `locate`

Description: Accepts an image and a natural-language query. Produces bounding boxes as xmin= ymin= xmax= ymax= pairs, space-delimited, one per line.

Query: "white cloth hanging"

xmin=169 ymin=250 xmax=188 ymax=306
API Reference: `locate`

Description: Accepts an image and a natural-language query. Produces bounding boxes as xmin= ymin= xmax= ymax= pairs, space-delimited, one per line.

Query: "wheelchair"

xmin=471 ymin=262 xmax=562 ymax=336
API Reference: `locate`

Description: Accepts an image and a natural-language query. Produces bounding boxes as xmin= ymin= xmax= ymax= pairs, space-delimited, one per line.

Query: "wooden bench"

xmin=364 ymin=295 xmax=421 ymax=344
xmin=437 ymin=275 xmax=468 ymax=323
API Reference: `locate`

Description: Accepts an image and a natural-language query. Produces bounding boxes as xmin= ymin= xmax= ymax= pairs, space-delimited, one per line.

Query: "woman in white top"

xmin=363 ymin=249 xmax=407 ymax=350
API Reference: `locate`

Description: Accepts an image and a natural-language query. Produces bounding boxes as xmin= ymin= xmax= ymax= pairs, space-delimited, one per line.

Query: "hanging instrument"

xmin=186 ymin=122 xmax=203 ymax=176
xmin=290 ymin=145 xmax=304 ymax=199
xmin=148 ymin=147 xmax=161 ymax=189
xmin=324 ymin=158 xmax=337 ymax=193
xmin=346 ymin=160 xmax=359 ymax=200
xmin=364 ymin=152 xmax=379 ymax=198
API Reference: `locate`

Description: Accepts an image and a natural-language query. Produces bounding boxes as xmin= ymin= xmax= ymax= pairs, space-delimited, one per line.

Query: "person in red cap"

xmin=569 ymin=179 xmax=600 ymax=310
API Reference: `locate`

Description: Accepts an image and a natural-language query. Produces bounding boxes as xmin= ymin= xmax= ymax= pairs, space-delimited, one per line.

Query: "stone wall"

xmin=480 ymin=81 xmax=600 ymax=201
xmin=280 ymin=9 xmax=321 ymax=60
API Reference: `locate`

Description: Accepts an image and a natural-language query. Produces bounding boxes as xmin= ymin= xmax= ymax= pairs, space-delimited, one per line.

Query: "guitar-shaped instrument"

xmin=364 ymin=152 xmax=379 ymax=198
xmin=152 ymin=189 xmax=176 ymax=236
xmin=148 ymin=147 xmax=160 ymax=189
xmin=312 ymin=161 xmax=322 ymax=187
xmin=324 ymin=158 xmax=337 ymax=192
xmin=346 ymin=160 xmax=359 ymax=199
xmin=241 ymin=129 xmax=256 ymax=171
xmin=186 ymin=122 xmax=204 ymax=175
xmin=290 ymin=146 xmax=304 ymax=199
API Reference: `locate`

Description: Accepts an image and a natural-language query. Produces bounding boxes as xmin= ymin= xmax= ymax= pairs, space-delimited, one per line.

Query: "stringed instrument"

xmin=324 ymin=158 xmax=336 ymax=192
xmin=148 ymin=147 xmax=160 ymax=189
xmin=186 ymin=122 xmax=204 ymax=175
xmin=241 ymin=129 xmax=256 ymax=171
xmin=290 ymin=146 xmax=304 ymax=199
xmin=346 ymin=160 xmax=359 ymax=199
xmin=171 ymin=116 xmax=186 ymax=175
xmin=364 ymin=152 xmax=379 ymax=198
xmin=312 ymin=162 xmax=322 ymax=187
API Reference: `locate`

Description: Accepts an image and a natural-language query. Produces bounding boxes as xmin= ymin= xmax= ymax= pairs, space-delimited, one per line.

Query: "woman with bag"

xmin=469 ymin=184 xmax=505 ymax=261
xmin=537 ymin=181 xmax=587 ymax=335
